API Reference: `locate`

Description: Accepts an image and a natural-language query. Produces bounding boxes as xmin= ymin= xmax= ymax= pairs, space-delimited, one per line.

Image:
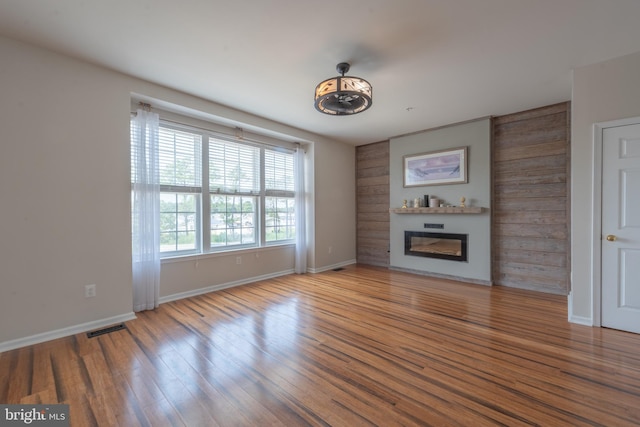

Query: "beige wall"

xmin=310 ymin=139 xmax=357 ymax=271
xmin=570 ymin=50 xmax=640 ymax=324
xmin=0 ymin=35 xmax=355 ymax=349
xmin=0 ymin=37 xmax=134 ymax=348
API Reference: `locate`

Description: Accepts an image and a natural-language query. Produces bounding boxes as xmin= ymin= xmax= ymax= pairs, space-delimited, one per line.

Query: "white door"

xmin=602 ymin=123 xmax=640 ymax=334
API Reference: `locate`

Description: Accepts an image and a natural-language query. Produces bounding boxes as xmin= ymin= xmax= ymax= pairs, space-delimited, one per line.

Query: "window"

xmin=158 ymin=126 xmax=202 ymax=255
xmin=209 ymin=140 xmax=260 ymax=249
xmin=265 ymin=150 xmax=295 ymax=242
xmin=131 ymin=117 xmax=296 ymax=258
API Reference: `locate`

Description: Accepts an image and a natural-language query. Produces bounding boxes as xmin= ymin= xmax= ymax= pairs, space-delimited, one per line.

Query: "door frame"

xmin=591 ymin=116 xmax=640 ymax=327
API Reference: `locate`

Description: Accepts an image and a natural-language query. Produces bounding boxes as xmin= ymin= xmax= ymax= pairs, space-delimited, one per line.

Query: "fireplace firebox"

xmin=404 ymin=231 xmax=468 ymax=262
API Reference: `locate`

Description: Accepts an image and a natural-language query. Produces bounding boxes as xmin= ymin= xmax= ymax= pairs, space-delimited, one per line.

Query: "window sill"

xmin=160 ymin=243 xmax=295 ymax=264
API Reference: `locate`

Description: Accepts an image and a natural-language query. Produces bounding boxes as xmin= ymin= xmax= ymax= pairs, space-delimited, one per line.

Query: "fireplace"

xmin=404 ymin=231 xmax=468 ymax=262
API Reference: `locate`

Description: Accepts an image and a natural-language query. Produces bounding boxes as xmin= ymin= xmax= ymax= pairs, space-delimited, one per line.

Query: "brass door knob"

xmin=606 ymin=235 xmax=617 ymax=242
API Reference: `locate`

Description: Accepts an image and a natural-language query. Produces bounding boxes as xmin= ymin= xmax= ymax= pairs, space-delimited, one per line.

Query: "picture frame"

xmin=403 ymin=146 xmax=468 ymax=187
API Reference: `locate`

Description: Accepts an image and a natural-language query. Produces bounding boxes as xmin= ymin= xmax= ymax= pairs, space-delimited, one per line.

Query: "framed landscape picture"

xmin=403 ymin=147 xmax=468 ymax=187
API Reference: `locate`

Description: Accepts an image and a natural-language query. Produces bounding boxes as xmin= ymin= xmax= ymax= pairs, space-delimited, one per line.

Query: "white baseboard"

xmin=567 ymin=292 xmax=593 ymax=326
xmin=159 ymin=269 xmax=295 ymax=304
xmin=307 ymin=259 xmax=357 ymax=274
xmin=0 ymin=312 xmax=137 ymax=353
xmin=568 ymin=315 xmax=593 ymax=326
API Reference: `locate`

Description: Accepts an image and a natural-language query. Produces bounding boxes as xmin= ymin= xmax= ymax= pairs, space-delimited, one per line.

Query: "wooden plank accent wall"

xmin=356 ymin=141 xmax=390 ymax=266
xmin=492 ymin=102 xmax=571 ymax=294
xmin=355 ymin=103 xmax=571 ymax=295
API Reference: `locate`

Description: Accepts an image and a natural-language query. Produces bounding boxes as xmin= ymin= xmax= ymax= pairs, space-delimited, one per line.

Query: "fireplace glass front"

xmin=404 ymin=231 xmax=468 ymax=262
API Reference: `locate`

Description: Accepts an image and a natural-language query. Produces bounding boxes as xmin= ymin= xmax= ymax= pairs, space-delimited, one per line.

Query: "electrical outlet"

xmin=236 ymin=256 xmax=242 ymax=265
xmin=85 ymin=284 xmax=96 ymax=298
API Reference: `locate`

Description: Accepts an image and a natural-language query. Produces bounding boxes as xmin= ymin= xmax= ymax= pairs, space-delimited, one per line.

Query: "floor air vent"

xmin=332 ymin=267 xmax=345 ymax=271
xmin=87 ymin=323 xmax=127 ymax=338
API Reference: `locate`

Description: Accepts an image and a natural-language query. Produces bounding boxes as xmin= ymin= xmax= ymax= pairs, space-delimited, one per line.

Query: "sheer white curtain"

xmin=131 ymin=109 xmax=161 ymax=311
xmin=294 ymin=145 xmax=307 ymax=274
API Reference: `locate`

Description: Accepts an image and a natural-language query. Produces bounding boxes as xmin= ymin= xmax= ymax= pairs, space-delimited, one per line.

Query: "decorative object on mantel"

xmin=390 ymin=206 xmax=484 ymax=214
xmin=314 ymin=62 xmax=373 ymax=115
xmin=413 ymin=198 xmax=421 ymax=208
xmin=429 ymin=197 xmax=439 ymax=208
xmin=402 ymin=199 xmax=408 ymax=209
xmin=460 ymin=197 xmax=466 ymax=208
xmin=403 ymin=147 xmax=468 ymax=187
xmin=423 ymin=195 xmax=429 ymax=207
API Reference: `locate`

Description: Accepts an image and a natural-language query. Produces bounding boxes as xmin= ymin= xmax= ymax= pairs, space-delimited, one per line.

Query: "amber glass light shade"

xmin=314 ymin=63 xmax=372 ymax=115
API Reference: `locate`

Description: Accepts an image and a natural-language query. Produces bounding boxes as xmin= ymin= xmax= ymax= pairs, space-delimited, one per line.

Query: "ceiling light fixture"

xmin=314 ymin=62 xmax=372 ymax=115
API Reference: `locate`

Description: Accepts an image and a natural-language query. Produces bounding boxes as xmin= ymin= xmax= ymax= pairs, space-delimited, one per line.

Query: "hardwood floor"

xmin=2 ymin=264 xmax=639 ymax=426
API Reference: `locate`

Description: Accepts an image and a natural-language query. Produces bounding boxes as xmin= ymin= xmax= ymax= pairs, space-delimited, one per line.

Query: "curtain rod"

xmin=131 ymin=111 xmax=296 ymax=152
xmin=138 ymin=102 xmax=151 ymax=112
xmin=131 ymin=101 xmax=302 ymax=151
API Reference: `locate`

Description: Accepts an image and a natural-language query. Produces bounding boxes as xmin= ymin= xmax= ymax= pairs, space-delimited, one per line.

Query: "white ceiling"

xmin=1 ymin=0 xmax=640 ymax=145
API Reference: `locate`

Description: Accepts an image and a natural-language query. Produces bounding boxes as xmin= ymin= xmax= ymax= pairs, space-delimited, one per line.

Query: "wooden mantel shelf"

xmin=390 ymin=207 xmax=484 ymax=214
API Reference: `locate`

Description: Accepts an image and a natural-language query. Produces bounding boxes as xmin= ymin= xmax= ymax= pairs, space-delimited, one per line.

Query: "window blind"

xmin=209 ymin=139 xmax=260 ymax=194
xmin=265 ymin=149 xmax=294 ymax=192
xmin=158 ymin=127 xmax=202 ymax=188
